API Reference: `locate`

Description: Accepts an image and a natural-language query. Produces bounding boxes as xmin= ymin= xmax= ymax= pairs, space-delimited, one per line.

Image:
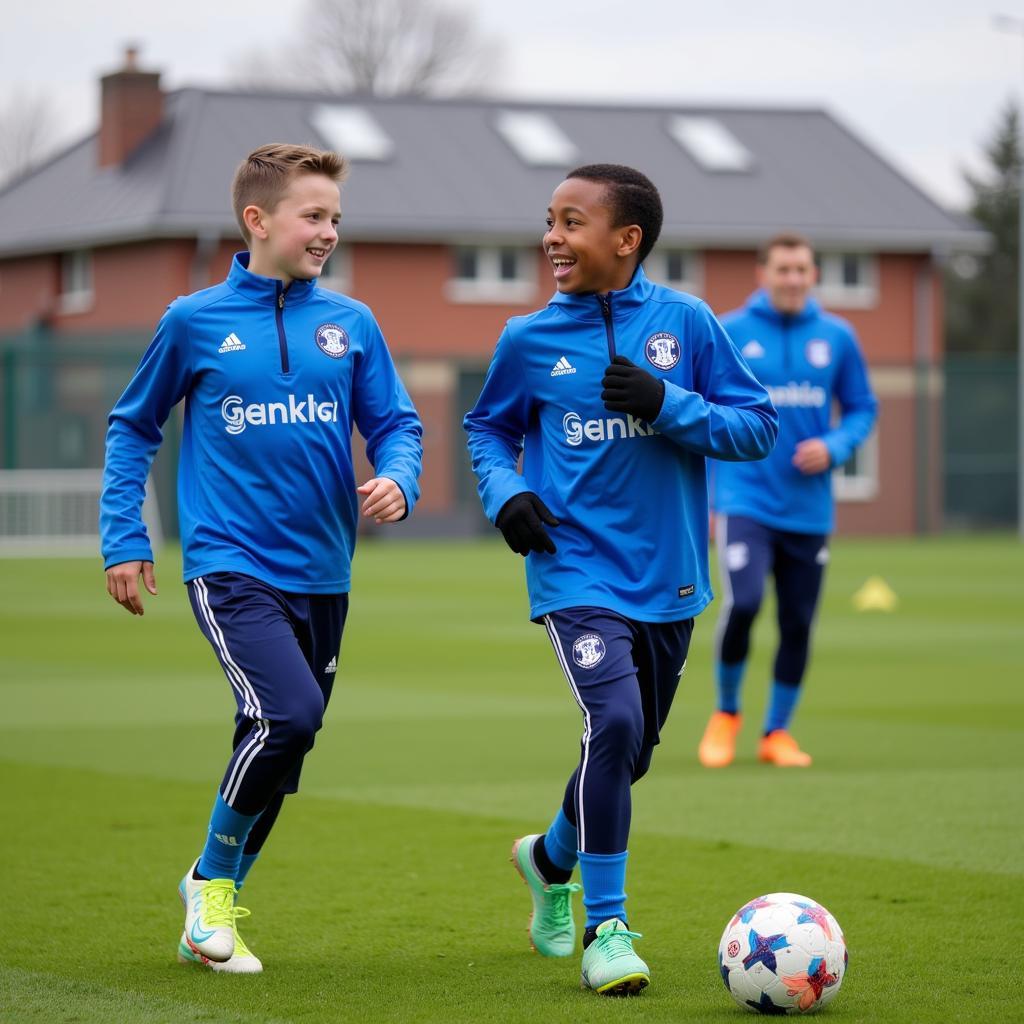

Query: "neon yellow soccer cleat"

xmin=178 ymin=860 xmax=237 ymax=962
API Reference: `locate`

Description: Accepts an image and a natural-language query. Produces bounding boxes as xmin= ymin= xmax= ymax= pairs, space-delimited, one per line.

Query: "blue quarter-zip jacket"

xmin=710 ymin=289 xmax=877 ymax=534
xmin=101 ymin=253 xmax=423 ymax=593
xmin=464 ymin=267 xmax=778 ymax=622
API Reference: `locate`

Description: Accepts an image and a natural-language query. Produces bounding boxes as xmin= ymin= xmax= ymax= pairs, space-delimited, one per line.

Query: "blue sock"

xmin=578 ymin=850 xmax=628 ymax=928
xmin=235 ymin=852 xmax=259 ymax=890
xmin=717 ymin=660 xmax=746 ymax=714
xmin=764 ymin=679 xmax=801 ymax=734
xmin=197 ymin=793 xmax=260 ymax=881
xmin=543 ymin=808 xmax=578 ymax=873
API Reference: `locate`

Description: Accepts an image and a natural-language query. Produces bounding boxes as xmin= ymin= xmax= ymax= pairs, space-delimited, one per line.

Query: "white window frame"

xmin=644 ymin=248 xmax=703 ymax=296
xmin=59 ymin=250 xmax=94 ymax=314
xmin=833 ymin=425 xmax=879 ymax=502
xmin=318 ymin=245 xmax=352 ymax=293
xmin=445 ymin=245 xmax=537 ymax=304
xmin=815 ymin=252 xmax=878 ymax=309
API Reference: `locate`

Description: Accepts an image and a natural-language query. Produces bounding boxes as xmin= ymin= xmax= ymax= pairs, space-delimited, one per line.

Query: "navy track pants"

xmin=543 ymin=607 xmax=693 ymax=854
xmin=713 ymin=514 xmax=828 ymax=685
xmin=187 ymin=572 xmax=348 ymax=816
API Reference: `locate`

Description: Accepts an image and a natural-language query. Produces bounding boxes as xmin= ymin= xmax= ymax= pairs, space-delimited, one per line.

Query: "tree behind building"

xmin=945 ymin=101 xmax=1020 ymax=355
xmin=234 ymin=0 xmax=501 ymax=96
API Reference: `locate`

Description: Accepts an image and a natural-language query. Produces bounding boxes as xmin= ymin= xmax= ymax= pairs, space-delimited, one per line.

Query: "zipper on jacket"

xmin=782 ymin=314 xmax=791 ymax=374
xmin=598 ymin=294 xmax=617 ymax=361
xmin=275 ymin=282 xmax=291 ymax=374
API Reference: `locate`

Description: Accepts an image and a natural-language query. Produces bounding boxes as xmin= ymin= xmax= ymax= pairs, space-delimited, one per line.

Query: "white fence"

xmin=0 ymin=469 xmax=163 ymax=557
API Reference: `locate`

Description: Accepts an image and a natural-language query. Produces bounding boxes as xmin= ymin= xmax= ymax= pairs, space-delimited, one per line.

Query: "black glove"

xmin=601 ymin=355 xmax=665 ymax=423
xmin=495 ymin=492 xmax=559 ymax=556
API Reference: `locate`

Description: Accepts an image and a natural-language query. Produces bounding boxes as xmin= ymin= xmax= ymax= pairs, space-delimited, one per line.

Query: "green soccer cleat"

xmin=178 ymin=859 xmax=237 ymax=963
xmin=580 ymin=918 xmax=650 ymax=996
xmin=511 ymin=834 xmax=581 ymax=957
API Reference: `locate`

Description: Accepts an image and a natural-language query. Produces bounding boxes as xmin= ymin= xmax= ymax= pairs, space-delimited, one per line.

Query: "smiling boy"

xmin=464 ymin=165 xmax=778 ymax=994
xmin=101 ymin=144 xmax=422 ymax=972
xmin=700 ymin=234 xmax=877 ymax=768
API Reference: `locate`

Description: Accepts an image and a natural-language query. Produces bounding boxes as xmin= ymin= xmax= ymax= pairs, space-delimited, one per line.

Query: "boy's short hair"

xmin=565 ymin=163 xmax=663 ymax=265
xmin=759 ymin=232 xmax=815 ymax=263
xmin=231 ymin=144 xmax=349 ymax=242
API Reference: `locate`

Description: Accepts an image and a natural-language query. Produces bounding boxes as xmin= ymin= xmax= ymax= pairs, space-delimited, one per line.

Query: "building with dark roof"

xmin=0 ymin=51 xmax=985 ymax=535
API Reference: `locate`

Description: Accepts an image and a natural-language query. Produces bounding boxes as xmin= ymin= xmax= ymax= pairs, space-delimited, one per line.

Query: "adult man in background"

xmin=702 ymin=234 xmax=877 ymax=768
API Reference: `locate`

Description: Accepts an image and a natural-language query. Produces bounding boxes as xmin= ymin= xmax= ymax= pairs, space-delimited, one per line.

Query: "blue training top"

xmin=710 ymin=289 xmax=878 ymax=535
xmin=101 ymin=253 xmax=423 ymax=593
xmin=464 ymin=266 xmax=778 ymax=623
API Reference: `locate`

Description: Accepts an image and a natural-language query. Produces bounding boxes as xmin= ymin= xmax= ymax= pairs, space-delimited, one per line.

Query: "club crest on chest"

xmin=315 ymin=323 xmax=350 ymax=359
xmin=645 ymin=332 xmax=680 ymax=370
xmin=806 ymin=339 xmax=831 ymax=368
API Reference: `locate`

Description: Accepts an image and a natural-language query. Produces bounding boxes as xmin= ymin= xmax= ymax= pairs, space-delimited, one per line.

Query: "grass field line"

xmin=4 ymin=674 xmax=1022 ymax=732
xmin=0 ymin=680 xmax=570 ymax=728
xmin=1 ymin=752 xmax=1015 ymax=880
xmin=299 ymin=769 xmax=1022 ymax=878
xmin=804 ymin=703 xmax=1024 ymax=730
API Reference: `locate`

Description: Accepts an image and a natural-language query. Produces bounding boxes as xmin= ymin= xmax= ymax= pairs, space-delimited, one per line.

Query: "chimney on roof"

xmin=99 ymin=45 xmax=163 ymax=168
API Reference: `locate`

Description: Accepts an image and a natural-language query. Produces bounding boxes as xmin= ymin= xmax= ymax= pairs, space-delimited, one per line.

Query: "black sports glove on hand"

xmin=495 ymin=492 xmax=560 ymax=556
xmin=601 ymin=355 xmax=666 ymax=423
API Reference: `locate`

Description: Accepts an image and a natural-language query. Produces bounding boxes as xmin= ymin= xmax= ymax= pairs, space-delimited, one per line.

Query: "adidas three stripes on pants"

xmin=187 ymin=572 xmax=348 ymax=816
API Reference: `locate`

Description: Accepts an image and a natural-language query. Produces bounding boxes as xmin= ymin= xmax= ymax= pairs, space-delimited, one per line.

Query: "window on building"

xmin=833 ymin=425 xmax=879 ymax=501
xmin=59 ymin=250 xmax=93 ymax=314
xmin=446 ymin=245 xmax=537 ymax=303
xmin=667 ymin=115 xmax=753 ymax=172
xmin=498 ymin=247 xmax=518 ymax=281
xmin=318 ymin=246 xmax=351 ymax=293
xmin=815 ymin=252 xmax=878 ymax=309
xmin=493 ymin=111 xmax=577 ymax=167
xmin=645 ymin=248 xmax=703 ymax=295
xmin=309 ymin=104 xmax=394 ymax=161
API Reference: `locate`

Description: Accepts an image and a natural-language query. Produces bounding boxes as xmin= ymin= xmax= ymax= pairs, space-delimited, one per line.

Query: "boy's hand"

xmin=358 ymin=477 xmax=406 ymax=523
xmin=601 ymin=355 xmax=665 ymax=423
xmin=106 ymin=560 xmax=157 ymax=616
xmin=792 ymin=438 xmax=831 ymax=475
xmin=495 ymin=492 xmax=559 ymax=556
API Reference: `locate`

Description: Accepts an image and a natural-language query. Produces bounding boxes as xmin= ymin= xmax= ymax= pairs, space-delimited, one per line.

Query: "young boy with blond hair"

xmin=101 ymin=143 xmax=422 ymax=972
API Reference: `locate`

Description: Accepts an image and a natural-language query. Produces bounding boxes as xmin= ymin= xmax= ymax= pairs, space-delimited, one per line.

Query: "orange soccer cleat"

xmin=758 ymin=730 xmax=812 ymax=767
xmin=698 ymin=711 xmax=742 ymax=768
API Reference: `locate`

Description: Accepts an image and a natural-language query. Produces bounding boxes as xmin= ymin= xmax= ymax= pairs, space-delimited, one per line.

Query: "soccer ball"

xmin=718 ymin=892 xmax=847 ymax=1014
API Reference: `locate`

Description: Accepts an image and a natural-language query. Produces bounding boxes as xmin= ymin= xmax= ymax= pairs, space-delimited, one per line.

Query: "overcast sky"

xmin=3 ymin=0 xmax=1024 ymax=208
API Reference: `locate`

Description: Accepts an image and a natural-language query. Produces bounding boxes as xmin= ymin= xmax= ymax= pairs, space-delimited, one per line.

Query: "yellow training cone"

xmin=852 ymin=576 xmax=898 ymax=612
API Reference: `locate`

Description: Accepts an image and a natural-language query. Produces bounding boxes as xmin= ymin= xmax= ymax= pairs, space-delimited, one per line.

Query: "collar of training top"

xmin=745 ymin=288 xmax=823 ymax=324
xmin=227 ymin=252 xmax=319 ymax=306
xmin=548 ymin=264 xmax=655 ymax=323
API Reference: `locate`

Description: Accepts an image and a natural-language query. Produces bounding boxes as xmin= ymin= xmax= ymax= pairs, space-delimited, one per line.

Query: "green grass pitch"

xmin=1 ymin=535 xmax=1021 ymax=1023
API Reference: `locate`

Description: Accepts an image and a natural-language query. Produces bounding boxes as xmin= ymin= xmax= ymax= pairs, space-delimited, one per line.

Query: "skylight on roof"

xmin=494 ymin=111 xmax=577 ymax=167
xmin=310 ymin=104 xmax=394 ymax=162
xmin=667 ymin=116 xmax=753 ymax=172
